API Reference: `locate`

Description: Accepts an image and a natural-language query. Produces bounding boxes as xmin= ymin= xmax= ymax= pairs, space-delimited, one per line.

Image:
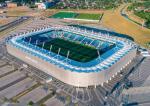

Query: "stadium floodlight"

xmin=42 ymin=42 xmax=45 ymax=49
xmin=92 ymin=30 xmax=94 ymax=34
xmin=35 ymin=40 xmax=38 ymax=46
xmin=84 ymin=29 xmax=87 ymax=33
xmin=96 ymin=41 xmax=101 ymax=49
xmin=97 ymin=49 xmax=100 ymax=57
xmin=57 ymin=48 xmax=61 ymax=56
xmin=49 ymin=45 xmax=53 ymax=52
xmin=29 ymin=37 xmax=31 ymax=43
xmin=66 ymin=50 xmax=70 ymax=60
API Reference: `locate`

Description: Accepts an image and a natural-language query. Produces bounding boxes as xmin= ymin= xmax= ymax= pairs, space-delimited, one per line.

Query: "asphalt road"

xmin=0 ymin=16 xmax=30 ymax=32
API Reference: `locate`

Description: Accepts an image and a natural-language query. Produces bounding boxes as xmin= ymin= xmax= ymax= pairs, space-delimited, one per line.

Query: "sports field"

xmin=76 ymin=13 xmax=102 ymax=20
xmin=50 ymin=12 xmax=78 ymax=19
xmin=37 ymin=38 xmax=98 ymax=62
xmin=50 ymin=11 xmax=102 ymax=20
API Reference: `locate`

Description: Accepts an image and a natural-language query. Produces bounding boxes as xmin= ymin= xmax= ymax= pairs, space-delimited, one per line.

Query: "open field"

xmin=0 ymin=16 xmax=32 ymax=39
xmin=0 ymin=17 xmax=17 ymax=26
xmin=101 ymin=4 xmax=150 ymax=47
xmin=0 ymin=6 xmax=42 ymax=17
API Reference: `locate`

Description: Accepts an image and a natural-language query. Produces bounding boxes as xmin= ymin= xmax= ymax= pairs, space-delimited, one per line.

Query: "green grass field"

xmin=50 ymin=12 xmax=102 ymax=20
xmin=38 ymin=38 xmax=98 ymax=62
xmin=146 ymin=42 xmax=150 ymax=47
xmin=50 ymin=12 xmax=78 ymax=19
xmin=76 ymin=13 xmax=102 ymax=20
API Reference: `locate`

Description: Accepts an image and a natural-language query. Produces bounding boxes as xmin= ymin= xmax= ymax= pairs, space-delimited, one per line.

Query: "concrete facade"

xmin=7 ymin=44 xmax=137 ymax=87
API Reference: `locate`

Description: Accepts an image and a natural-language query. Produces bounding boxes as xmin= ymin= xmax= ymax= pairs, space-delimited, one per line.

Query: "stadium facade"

xmin=6 ymin=25 xmax=137 ymax=87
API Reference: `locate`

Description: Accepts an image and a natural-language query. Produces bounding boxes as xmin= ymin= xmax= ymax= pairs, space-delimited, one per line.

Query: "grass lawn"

xmin=50 ymin=12 xmax=78 ymax=19
xmin=145 ymin=42 xmax=150 ymax=48
xmin=37 ymin=38 xmax=98 ymax=62
xmin=49 ymin=11 xmax=102 ymax=20
xmin=76 ymin=13 xmax=102 ymax=20
xmin=134 ymin=11 xmax=150 ymax=21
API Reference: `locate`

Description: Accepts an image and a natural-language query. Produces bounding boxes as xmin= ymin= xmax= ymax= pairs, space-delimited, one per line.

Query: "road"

xmin=0 ymin=16 xmax=30 ymax=32
xmin=120 ymin=4 xmax=148 ymax=30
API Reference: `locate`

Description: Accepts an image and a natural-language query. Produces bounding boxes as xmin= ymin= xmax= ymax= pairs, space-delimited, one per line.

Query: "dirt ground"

xmin=0 ymin=17 xmax=16 ymax=26
xmin=101 ymin=4 xmax=150 ymax=47
xmin=1 ymin=6 xmax=43 ymax=17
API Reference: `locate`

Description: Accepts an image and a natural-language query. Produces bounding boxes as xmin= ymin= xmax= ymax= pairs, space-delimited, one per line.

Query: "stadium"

xmin=6 ymin=25 xmax=137 ymax=87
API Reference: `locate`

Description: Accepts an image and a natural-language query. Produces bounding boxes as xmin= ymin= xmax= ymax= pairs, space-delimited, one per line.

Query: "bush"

xmin=145 ymin=21 xmax=150 ymax=28
xmin=28 ymin=101 xmax=34 ymax=106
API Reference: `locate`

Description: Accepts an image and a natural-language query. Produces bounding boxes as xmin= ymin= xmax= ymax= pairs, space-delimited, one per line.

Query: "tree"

xmin=145 ymin=20 xmax=150 ymax=28
xmin=27 ymin=101 xmax=34 ymax=106
xmin=40 ymin=104 xmax=46 ymax=106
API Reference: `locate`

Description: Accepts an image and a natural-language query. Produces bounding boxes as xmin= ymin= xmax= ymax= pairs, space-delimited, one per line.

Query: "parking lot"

xmin=18 ymin=86 xmax=51 ymax=105
xmin=44 ymin=96 xmax=64 ymax=106
xmin=0 ymin=30 xmax=61 ymax=106
xmin=0 ymin=78 xmax=36 ymax=99
xmin=0 ymin=52 xmax=58 ymax=106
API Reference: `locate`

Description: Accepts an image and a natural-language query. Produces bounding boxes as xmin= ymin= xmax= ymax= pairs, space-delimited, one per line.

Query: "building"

xmin=0 ymin=2 xmax=7 ymax=8
xmin=7 ymin=2 xmax=17 ymax=8
xmin=36 ymin=0 xmax=60 ymax=9
xmin=36 ymin=3 xmax=46 ymax=9
xmin=6 ymin=25 xmax=137 ymax=87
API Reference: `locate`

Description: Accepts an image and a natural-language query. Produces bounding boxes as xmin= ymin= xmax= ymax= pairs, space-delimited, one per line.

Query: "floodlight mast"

xmin=49 ymin=45 xmax=53 ymax=52
xmin=22 ymin=36 xmax=25 ymax=43
xmin=36 ymin=40 xmax=38 ymax=45
xmin=42 ymin=42 xmax=45 ymax=49
xmin=29 ymin=37 xmax=31 ymax=43
xmin=97 ymin=49 xmax=100 ymax=57
xmin=58 ymin=48 xmax=61 ymax=56
xmin=66 ymin=50 xmax=70 ymax=62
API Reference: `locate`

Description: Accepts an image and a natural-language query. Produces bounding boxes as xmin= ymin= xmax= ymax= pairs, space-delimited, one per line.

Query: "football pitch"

xmin=37 ymin=38 xmax=98 ymax=62
xmin=76 ymin=13 xmax=102 ymax=20
xmin=50 ymin=12 xmax=78 ymax=19
xmin=50 ymin=12 xmax=102 ymax=20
